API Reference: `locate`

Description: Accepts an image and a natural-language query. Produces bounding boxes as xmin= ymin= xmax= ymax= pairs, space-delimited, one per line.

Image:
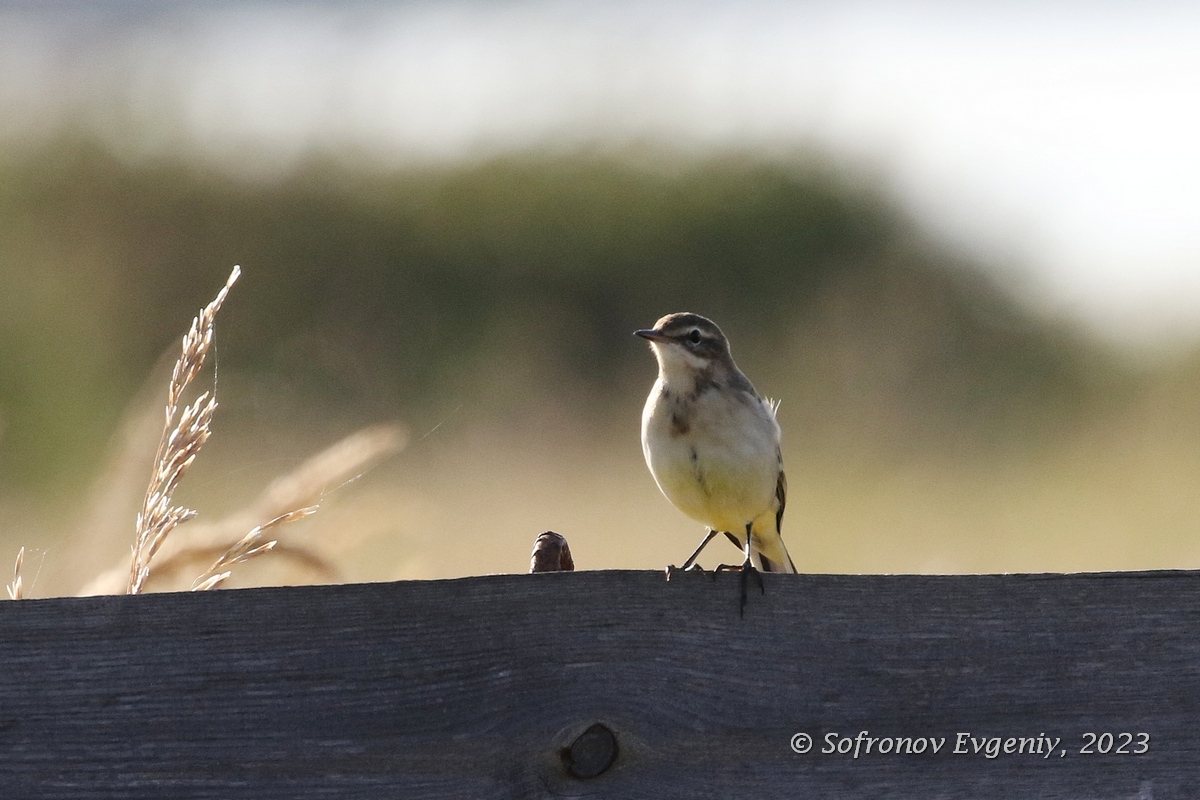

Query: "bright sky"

xmin=3 ymin=0 xmax=1199 ymax=342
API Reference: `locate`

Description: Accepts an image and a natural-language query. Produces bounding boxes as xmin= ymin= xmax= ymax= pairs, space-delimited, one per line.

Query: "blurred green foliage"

xmin=0 ymin=139 xmax=1114 ymax=497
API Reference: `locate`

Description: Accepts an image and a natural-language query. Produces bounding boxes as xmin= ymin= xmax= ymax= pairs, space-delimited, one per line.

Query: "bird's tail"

xmin=727 ymin=526 xmax=796 ymax=574
xmin=754 ymin=531 xmax=797 ymax=574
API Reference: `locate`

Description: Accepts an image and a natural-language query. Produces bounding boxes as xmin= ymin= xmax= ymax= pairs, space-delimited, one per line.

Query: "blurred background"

xmin=3 ymin=0 xmax=1200 ymax=596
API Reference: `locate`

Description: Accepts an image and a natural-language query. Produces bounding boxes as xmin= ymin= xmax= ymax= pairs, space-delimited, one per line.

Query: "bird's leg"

xmin=667 ymin=529 xmax=719 ymax=580
xmin=679 ymin=529 xmax=718 ymax=571
xmin=712 ymin=529 xmax=751 ymax=572
xmin=712 ymin=525 xmax=766 ymax=615
xmin=739 ymin=522 xmax=763 ymax=617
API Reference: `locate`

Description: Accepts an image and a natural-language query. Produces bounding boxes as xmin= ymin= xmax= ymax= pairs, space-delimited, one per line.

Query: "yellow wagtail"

xmin=636 ymin=312 xmax=796 ymax=602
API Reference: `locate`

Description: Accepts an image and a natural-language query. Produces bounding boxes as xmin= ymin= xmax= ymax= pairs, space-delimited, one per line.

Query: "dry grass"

xmin=191 ymin=506 xmax=319 ymax=591
xmin=127 ymin=265 xmax=241 ymax=594
xmin=6 ymin=547 xmax=22 ymax=600
xmin=100 ymin=264 xmax=412 ymax=597
xmin=79 ymin=422 xmax=406 ymax=595
xmin=112 ymin=265 xmax=405 ymax=597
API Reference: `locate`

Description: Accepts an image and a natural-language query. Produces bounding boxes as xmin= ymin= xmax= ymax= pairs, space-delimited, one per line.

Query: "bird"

xmin=636 ymin=312 xmax=795 ymax=608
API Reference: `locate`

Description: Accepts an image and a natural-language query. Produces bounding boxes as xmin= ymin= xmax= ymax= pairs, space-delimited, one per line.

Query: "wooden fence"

xmin=1 ymin=568 xmax=1197 ymax=798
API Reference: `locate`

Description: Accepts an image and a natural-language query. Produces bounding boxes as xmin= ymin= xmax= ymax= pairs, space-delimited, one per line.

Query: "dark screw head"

xmin=561 ymin=722 xmax=618 ymax=779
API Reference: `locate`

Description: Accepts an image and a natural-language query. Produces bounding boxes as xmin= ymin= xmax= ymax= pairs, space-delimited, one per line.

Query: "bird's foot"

xmin=712 ymin=559 xmax=764 ymax=616
xmin=665 ymin=563 xmax=706 ymax=580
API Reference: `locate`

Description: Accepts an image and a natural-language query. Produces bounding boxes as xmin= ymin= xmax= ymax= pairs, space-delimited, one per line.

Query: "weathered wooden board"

xmin=0 ymin=569 xmax=1197 ymax=798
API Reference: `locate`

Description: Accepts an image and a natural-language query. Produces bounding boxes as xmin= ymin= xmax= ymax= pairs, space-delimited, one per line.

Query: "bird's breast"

xmin=641 ymin=381 xmax=780 ymax=531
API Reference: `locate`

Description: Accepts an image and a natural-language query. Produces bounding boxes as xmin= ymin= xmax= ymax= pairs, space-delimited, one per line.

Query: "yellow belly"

xmin=654 ymin=456 xmax=774 ymax=533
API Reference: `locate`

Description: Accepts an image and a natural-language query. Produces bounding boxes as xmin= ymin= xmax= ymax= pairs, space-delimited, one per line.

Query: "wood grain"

xmin=0 ymin=569 xmax=1197 ymax=798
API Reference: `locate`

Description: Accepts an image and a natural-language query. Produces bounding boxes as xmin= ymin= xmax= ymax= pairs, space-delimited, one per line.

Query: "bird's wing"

xmin=774 ymin=456 xmax=786 ymax=535
xmin=774 ymin=462 xmax=797 ymax=572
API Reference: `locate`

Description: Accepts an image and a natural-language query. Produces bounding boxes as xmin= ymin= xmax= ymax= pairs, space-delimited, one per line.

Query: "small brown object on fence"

xmin=529 ymin=531 xmax=574 ymax=573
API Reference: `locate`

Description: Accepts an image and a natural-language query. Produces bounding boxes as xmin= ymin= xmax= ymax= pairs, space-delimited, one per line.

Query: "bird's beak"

xmin=634 ymin=328 xmax=671 ymax=343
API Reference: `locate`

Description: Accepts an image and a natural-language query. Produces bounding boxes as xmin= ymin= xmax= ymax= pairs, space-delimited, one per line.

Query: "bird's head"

xmin=635 ymin=312 xmax=733 ymax=380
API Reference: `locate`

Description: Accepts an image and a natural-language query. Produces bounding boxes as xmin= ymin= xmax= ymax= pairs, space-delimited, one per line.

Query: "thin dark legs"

xmin=677 ymin=529 xmax=719 ymax=572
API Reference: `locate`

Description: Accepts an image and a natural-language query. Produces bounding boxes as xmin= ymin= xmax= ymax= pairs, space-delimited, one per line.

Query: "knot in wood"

xmin=561 ymin=722 xmax=618 ymax=779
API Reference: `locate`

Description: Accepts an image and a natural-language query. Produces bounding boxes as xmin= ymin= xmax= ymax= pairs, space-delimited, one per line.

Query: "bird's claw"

xmin=741 ymin=563 xmax=763 ymax=616
xmin=665 ymin=563 xmax=706 ymax=580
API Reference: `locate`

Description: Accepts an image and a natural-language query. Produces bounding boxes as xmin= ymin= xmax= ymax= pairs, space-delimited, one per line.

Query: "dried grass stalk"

xmin=80 ymin=422 xmax=405 ymax=596
xmin=147 ymin=541 xmax=338 ymax=588
xmin=254 ymin=424 xmax=406 ymax=519
xmin=6 ymin=547 xmax=23 ymax=600
xmin=191 ymin=506 xmax=319 ymax=591
xmin=128 ymin=266 xmax=240 ymax=595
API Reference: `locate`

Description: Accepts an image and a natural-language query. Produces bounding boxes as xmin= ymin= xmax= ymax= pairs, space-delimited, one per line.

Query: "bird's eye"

xmin=688 ymin=329 xmax=702 ymax=345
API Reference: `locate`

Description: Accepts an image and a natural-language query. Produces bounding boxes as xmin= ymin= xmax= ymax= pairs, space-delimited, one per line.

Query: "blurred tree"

xmin=0 ymin=140 xmax=1109 ymax=496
